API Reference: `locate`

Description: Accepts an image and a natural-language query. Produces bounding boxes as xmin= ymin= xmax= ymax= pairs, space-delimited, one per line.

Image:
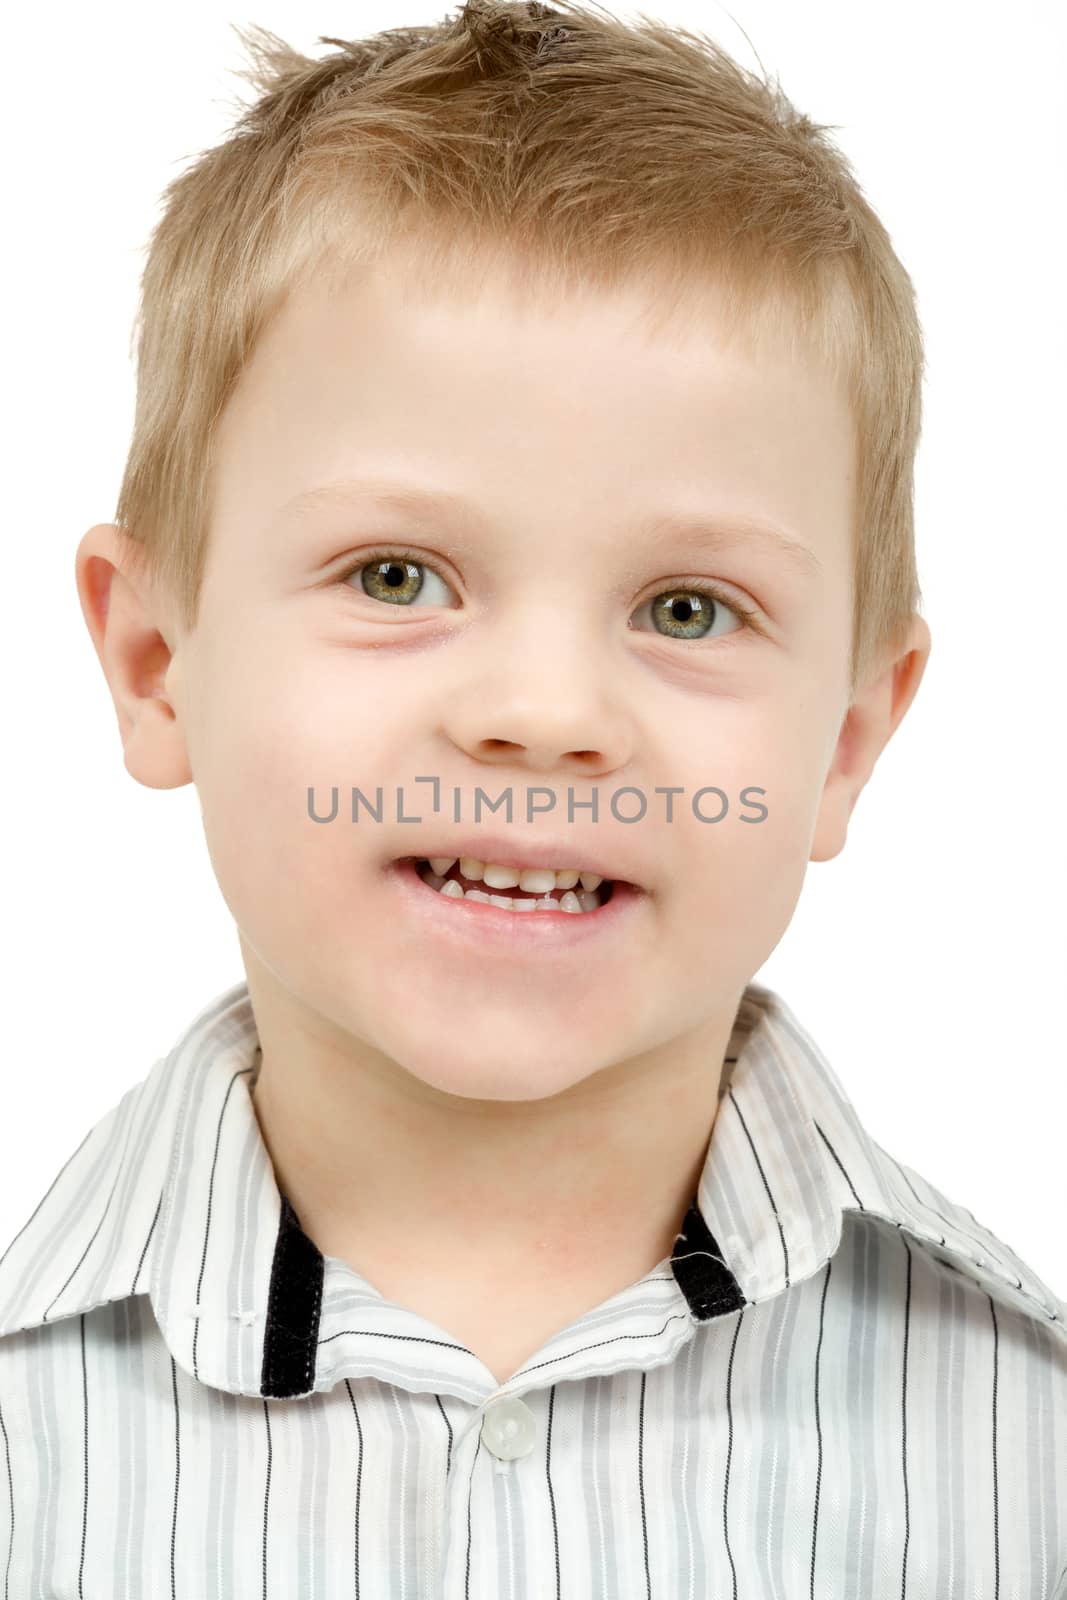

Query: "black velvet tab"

xmin=261 ymin=1192 xmax=325 ymax=1398
xmin=671 ymin=1202 xmax=747 ymax=1321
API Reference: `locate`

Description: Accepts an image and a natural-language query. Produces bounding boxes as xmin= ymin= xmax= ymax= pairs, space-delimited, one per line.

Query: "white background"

xmin=2 ymin=1 xmax=1064 ymax=1293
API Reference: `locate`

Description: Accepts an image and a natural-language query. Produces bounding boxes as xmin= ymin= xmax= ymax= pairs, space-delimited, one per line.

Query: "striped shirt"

xmin=0 ymin=979 xmax=1064 ymax=1598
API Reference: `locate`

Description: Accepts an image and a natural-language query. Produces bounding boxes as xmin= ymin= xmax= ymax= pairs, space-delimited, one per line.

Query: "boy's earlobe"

xmin=810 ymin=613 xmax=932 ymax=863
xmin=74 ymin=522 xmax=193 ymax=791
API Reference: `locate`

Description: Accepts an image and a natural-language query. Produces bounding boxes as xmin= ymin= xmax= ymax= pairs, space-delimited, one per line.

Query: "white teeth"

xmin=427 ymin=857 xmax=606 ymax=893
xmin=415 ymin=862 xmax=608 ymax=913
xmin=516 ymin=868 xmax=558 ymax=894
xmin=551 ymin=869 xmax=581 ymax=890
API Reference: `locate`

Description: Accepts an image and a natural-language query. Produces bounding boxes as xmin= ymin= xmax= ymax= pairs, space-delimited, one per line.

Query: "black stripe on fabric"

xmin=671 ymin=1203 xmax=746 ymax=1320
xmin=989 ymin=1294 xmax=1001 ymax=1599
xmin=170 ymin=1354 xmax=182 ymax=1598
xmin=261 ymin=1193 xmax=325 ymax=1398
xmin=0 ymin=1392 xmax=13 ymax=1600
xmin=79 ymin=1315 xmax=88 ymax=1597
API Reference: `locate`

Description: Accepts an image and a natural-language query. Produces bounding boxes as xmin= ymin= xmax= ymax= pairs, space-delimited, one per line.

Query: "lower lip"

xmin=384 ymin=858 xmax=647 ymax=955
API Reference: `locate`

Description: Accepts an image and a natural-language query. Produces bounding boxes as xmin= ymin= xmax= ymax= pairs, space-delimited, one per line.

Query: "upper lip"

xmin=391 ymin=833 xmax=644 ymax=888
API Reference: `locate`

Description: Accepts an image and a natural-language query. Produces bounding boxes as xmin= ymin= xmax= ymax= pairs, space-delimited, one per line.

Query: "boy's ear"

xmin=74 ymin=522 xmax=193 ymax=791
xmin=810 ymin=612 xmax=932 ymax=863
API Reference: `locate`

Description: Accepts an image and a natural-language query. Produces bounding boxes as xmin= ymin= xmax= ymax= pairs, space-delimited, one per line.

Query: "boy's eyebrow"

xmin=274 ymin=476 xmax=823 ymax=576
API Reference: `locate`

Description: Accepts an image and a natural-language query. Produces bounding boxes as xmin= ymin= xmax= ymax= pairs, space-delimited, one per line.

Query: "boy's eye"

xmin=349 ymin=553 xmax=452 ymax=609
xmin=337 ymin=549 xmax=759 ymax=642
xmin=634 ymin=587 xmax=751 ymax=642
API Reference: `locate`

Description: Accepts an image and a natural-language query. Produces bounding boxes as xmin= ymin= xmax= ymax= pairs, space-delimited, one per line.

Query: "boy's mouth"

xmin=384 ymin=856 xmax=648 ymax=952
xmin=390 ymin=855 xmax=643 ymax=916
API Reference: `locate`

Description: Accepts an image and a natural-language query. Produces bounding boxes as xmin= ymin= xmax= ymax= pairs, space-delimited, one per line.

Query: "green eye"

xmin=362 ymin=557 xmax=424 ymax=605
xmin=640 ymin=587 xmax=751 ymax=641
xmin=343 ymin=550 xmax=453 ymax=607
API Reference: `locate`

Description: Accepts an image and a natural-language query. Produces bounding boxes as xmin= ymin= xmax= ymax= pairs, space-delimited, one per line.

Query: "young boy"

xmin=2 ymin=1 xmax=1064 ymax=1593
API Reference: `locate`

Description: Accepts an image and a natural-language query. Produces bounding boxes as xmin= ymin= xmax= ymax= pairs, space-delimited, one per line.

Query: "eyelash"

xmin=332 ymin=546 xmax=763 ymax=637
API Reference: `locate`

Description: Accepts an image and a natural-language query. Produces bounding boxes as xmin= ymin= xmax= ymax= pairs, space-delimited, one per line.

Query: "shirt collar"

xmin=1 ymin=979 xmax=1062 ymax=1398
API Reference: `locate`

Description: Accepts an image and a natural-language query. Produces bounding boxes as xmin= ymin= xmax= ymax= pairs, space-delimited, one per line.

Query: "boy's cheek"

xmin=202 ymin=794 xmax=355 ymax=963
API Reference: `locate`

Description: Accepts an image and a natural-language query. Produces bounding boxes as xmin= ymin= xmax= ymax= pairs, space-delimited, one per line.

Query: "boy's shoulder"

xmin=0 ymin=980 xmax=1063 ymax=1375
xmin=702 ymin=983 xmax=1067 ymax=1351
xmin=0 ymin=983 xmax=254 ymax=1352
xmin=849 ymin=1136 xmax=1067 ymax=1354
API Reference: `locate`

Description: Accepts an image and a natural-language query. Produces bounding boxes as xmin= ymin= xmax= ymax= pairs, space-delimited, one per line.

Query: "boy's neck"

xmin=242 ymin=959 xmax=740 ymax=1315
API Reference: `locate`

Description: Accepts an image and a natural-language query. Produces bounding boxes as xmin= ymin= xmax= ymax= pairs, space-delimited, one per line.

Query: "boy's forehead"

xmin=269 ymin=246 xmax=827 ymax=380
xmin=211 ymin=255 xmax=855 ymax=576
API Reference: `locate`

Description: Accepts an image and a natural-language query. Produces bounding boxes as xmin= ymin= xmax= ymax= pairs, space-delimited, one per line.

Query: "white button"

xmin=480 ymin=1397 xmax=537 ymax=1461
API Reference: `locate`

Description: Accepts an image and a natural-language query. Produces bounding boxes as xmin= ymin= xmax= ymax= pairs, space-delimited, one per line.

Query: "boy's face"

xmin=80 ymin=251 xmax=928 ymax=1104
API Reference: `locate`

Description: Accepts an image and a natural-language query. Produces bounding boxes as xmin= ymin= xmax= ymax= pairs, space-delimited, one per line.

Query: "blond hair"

xmin=115 ymin=0 xmax=925 ymax=695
